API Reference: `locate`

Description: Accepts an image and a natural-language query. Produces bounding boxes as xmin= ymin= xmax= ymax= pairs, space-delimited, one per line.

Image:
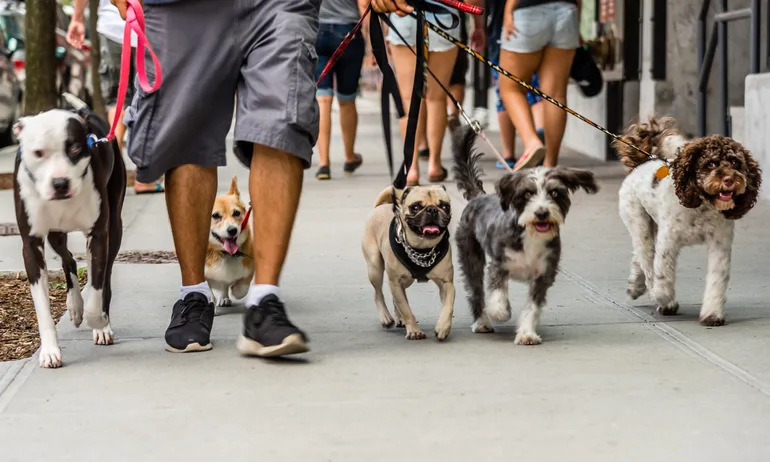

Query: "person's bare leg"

xmin=448 ymin=84 xmax=465 ymax=117
xmin=425 ymin=47 xmax=458 ymax=179
xmin=249 ymin=145 xmax=303 ymax=286
xmin=537 ymin=46 xmax=576 ymax=167
xmin=498 ymin=109 xmax=517 ymax=160
xmin=165 ymin=165 xmax=218 ymax=286
xmin=498 ymin=49 xmax=542 ymax=153
xmin=317 ymin=95 xmax=333 ymax=167
xmin=390 ymin=44 xmax=421 ymax=184
xmin=532 ymin=100 xmax=545 ymax=130
xmin=338 ymin=100 xmax=359 ymax=163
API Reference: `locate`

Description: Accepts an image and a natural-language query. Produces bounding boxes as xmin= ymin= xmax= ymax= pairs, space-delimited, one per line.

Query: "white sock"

xmin=245 ymin=284 xmax=280 ymax=307
xmin=179 ymin=282 xmax=212 ymax=303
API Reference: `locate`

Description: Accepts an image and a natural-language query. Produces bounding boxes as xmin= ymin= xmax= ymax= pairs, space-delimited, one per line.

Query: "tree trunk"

xmin=23 ymin=0 xmax=57 ymax=115
xmin=88 ymin=0 xmax=106 ymax=119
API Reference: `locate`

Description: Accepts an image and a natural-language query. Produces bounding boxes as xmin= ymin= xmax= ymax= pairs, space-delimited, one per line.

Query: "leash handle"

xmin=107 ymin=0 xmax=163 ymax=142
xmin=423 ymin=0 xmax=483 ymax=15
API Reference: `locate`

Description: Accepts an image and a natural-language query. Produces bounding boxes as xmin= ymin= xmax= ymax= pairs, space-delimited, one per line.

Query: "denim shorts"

xmin=386 ymin=12 xmax=461 ymax=52
xmin=501 ymin=1 xmax=579 ymax=53
xmin=314 ymin=22 xmax=365 ymax=102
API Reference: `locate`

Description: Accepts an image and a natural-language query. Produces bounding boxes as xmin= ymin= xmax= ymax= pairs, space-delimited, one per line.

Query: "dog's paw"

xmin=471 ymin=320 xmax=494 ymax=334
xmin=627 ymin=284 xmax=647 ymax=300
xmin=434 ymin=323 xmax=452 ymax=341
xmin=217 ymin=297 xmax=232 ymax=308
xmin=699 ymin=313 xmax=725 ymax=327
xmin=514 ymin=331 xmax=542 ymax=345
xmin=656 ymin=302 xmax=679 ymax=316
xmin=38 ymin=344 xmax=62 ymax=368
xmin=486 ymin=291 xmax=512 ymax=322
xmin=405 ymin=327 xmax=426 ymax=340
xmin=93 ymin=324 xmax=114 ymax=345
xmin=380 ymin=317 xmax=395 ymax=329
xmin=67 ymin=291 xmax=84 ymax=328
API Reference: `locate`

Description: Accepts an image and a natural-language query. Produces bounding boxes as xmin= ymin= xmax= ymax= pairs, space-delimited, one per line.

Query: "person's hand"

xmin=66 ymin=18 xmax=86 ymax=49
xmin=470 ymin=28 xmax=486 ymax=53
xmin=111 ymin=0 xmax=142 ymax=20
xmin=371 ymin=0 xmax=414 ymax=16
xmin=503 ymin=12 xmax=518 ymax=39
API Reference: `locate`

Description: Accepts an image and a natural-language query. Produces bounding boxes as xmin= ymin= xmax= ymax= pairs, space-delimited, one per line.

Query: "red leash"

xmin=107 ymin=0 xmax=163 ymax=141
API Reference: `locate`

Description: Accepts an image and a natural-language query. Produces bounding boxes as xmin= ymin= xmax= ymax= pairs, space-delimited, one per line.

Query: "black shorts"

xmin=449 ymin=15 xmax=468 ymax=86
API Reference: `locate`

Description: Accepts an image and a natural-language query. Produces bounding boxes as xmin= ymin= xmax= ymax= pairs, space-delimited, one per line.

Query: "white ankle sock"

xmin=179 ymin=282 xmax=211 ymax=302
xmin=245 ymin=284 xmax=280 ymax=307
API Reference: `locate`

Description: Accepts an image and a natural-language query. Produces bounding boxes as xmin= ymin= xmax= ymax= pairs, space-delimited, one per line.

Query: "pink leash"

xmin=106 ymin=0 xmax=162 ymax=141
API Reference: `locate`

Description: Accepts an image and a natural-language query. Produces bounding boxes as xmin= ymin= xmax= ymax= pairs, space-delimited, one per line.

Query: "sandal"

xmin=316 ymin=165 xmax=331 ymax=180
xmin=134 ymin=181 xmax=164 ymax=194
xmin=343 ymin=154 xmax=363 ymax=175
xmin=513 ymin=145 xmax=546 ymax=171
xmin=428 ymin=167 xmax=448 ymax=183
xmin=418 ymin=147 xmax=430 ymax=160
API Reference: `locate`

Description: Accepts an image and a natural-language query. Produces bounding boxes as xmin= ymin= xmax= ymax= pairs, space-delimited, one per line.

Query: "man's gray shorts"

xmin=124 ymin=0 xmax=321 ymax=183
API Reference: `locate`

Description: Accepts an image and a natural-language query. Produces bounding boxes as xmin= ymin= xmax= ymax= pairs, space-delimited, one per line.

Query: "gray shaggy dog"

xmin=451 ymin=127 xmax=599 ymax=344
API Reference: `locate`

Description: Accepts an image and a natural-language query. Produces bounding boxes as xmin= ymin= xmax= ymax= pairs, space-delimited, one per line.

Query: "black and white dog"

xmin=13 ymin=95 xmax=126 ymax=368
xmin=452 ymin=127 xmax=598 ymax=345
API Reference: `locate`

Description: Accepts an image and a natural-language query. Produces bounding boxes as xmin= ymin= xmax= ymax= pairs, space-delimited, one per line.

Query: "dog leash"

xmin=104 ymin=0 xmax=162 ymax=143
xmin=410 ymin=14 xmax=672 ymax=179
xmin=382 ymin=13 xmax=513 ymax=173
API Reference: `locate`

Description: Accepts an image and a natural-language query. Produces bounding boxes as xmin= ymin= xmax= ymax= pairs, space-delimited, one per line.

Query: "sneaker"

xmin=165 ymin=292 xmax=215 ymax=353
xmin=237 ymin=294 xmax=309 ymax=357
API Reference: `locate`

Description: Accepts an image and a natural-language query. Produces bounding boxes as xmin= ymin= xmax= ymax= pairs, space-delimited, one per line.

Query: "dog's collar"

xmin=389 ymin=217 xmax=449 ymax=283
xmin=219 ymin=249 xmax=252 ymax=259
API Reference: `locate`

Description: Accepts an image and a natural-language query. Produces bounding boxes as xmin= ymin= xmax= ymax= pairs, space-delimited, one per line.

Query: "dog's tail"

xmin=451 ymin=125 xmax=486 ymax=200
xmin=611 ymin=116 xmax=685 ymax=173
xmin=62 ymin=92 xmax=89 ymax=112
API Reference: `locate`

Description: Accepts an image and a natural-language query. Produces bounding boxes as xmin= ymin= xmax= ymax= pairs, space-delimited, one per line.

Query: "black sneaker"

xmin=237 ymin=294 xmax=309 ymax=357
xmin=165 ymin=292 xmax=215 ymax=353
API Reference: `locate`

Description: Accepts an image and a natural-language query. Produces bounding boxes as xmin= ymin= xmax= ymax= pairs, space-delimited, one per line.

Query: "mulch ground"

xmin=0 ymin=271 xmax=87 ymax=362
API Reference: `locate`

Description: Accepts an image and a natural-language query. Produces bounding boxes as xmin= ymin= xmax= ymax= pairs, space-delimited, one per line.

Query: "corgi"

xmin=205 ymin=175 xmax=255 ymax=313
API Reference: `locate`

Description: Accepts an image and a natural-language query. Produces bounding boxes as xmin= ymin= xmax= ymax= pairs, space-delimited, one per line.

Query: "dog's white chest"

xmin=205 ymin=256 xmax=252 ymax=285
xmin=24 ymin=186 xmax=101 ymax=236
xmin=503 ymin=237 xmax=548 ymax=282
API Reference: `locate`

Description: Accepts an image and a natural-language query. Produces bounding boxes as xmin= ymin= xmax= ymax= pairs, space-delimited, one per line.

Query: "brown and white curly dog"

xmin=613 ymin=116 xmax=761 ymax=326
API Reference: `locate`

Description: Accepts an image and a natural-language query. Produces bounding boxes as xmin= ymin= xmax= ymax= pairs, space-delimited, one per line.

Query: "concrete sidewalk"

xmin=1 ymin=103 xmax=770 ymax=461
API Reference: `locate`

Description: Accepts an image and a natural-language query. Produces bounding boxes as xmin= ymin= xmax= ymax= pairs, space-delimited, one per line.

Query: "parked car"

xmin=0 ymin=17 xmax=21 ymax=146
xmin=0 ymin=0 xmax=94 ymax=113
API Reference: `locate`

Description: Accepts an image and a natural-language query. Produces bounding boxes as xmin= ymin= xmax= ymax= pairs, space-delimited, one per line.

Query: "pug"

xmin=361 ymin=185 xmax=455 ymax=341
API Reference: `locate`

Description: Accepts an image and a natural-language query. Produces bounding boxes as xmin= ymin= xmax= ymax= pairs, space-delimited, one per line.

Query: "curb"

xmin=0 ymin=269 xmax=66 ymax=281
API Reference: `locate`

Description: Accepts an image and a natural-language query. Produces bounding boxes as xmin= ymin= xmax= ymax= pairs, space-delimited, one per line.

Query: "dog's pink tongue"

xmin=223 ymin=239 xmax=239 ymax=255
xmin=422 ymin=225 xmax=441 ymax=235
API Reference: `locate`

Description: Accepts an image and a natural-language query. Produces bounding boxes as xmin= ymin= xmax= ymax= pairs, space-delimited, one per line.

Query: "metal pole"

xmin=718 ymin=0 xmax=729 ymax=136
xmin=750 ymin=0 xmax=760 ymax=73
xmin=697 ymin=0 xmax=711 ymax=137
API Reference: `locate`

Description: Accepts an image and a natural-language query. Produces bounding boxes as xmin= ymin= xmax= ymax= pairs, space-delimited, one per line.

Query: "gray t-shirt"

xmin=319 ymin=0 xmax=360 ymax=25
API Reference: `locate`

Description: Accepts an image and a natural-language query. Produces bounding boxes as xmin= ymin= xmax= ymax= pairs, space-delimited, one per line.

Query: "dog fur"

xmin=13 ymin=99 xmax=126 ymax=368
xmin=362 ymin=185 xmax=455 ymax=340
xmin=452 ymin=127 xmax=598 ymax=344
xmin=205 ymin=175 xmax=254 ymax=313
xmin=614 ymin=116 xmax=761 ymax=325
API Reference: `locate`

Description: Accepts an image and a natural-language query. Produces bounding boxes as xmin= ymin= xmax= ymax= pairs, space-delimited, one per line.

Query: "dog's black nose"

xmin=534 ymin=210 xmax=549 ymax=221
xmin=226 ymin=226 xmax=238 ymax=237
xmin=426 ymin=206 xmax=439 ymax=216
xmin=51 ymin=178 xmax=70 ymax=195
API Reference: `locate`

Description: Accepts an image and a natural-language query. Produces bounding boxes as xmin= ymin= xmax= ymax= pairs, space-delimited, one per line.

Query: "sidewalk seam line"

xmin=561 ymin=267 xmax=770 ymax=399
xmin=0 ymin=358 xmax=35 ymax=415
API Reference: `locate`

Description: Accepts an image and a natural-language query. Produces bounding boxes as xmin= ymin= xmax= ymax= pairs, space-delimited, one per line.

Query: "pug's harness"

xmin=389 ymin=217 xmax=450 ymax=283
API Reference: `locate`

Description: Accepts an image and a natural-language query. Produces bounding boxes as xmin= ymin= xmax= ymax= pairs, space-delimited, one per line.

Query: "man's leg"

xmin=232 ymin=0 xmax=319 ymax=357
xmin=124 ymin=0 xmax=241 ymax=352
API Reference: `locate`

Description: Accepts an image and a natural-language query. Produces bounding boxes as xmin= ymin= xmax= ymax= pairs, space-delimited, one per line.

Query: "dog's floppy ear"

xmin=548 ymin=167 xmax=599 ymax=194
xmin=671 ymin=140 xmax=704 ymax=209
xmin=496 ymin=171 xmax=525 ymax=212
xmin=228 ymin=175 xmax=240 ymax=197
xmin=723 ymin=144 xmax=762 ymax=220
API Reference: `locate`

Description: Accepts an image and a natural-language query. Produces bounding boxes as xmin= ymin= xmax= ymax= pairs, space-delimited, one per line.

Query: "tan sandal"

xmin=513 ymin=145 xmax=546 ymax=171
